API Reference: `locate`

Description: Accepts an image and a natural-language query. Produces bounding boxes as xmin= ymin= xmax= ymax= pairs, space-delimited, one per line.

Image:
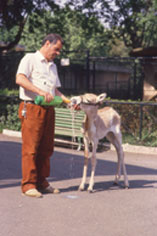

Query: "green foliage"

xmin=19 ymin=10 xmax=54 ymax=51
xmin=60 ymin=6 xmax=109 ymax=56
xmin=0 ymin=104 xmax=21 ymax=132
xmin=0 ymin=0 xmax=59 ymax=52
xmin=1 ymin=0 xmax=157 ymax=54
xmin=0 ymin=88 xmax=19 ymax=96
xmin=110 ymin=102 xmax=157 ymax=147
xmin=66 ymin=0 xmax=157 ymax=50
xmin=108 ymin=35 xmax=130 ymax=57
xmin=107 ymin=0 xmax=157 ymax=48
xmin=0 ymin=89 xmax=20 ymax=132
xmin=0 ymin=26 xmax=19 ymax=44
xmin=19 ymin=7 xmax=110 ymax=57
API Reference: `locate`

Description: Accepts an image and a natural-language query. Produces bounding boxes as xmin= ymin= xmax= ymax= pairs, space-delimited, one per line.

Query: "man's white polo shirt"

xmin=16 ymin=50 xmax=61 ymax=101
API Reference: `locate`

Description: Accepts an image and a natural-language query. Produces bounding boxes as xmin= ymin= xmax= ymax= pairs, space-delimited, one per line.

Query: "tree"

xmin=66 ymin=0 xmax=157 ymax=49
xmin=0 ymin=0 xmax=58 ymax=52
xmin=58 ymin=6 xmax=109 ymax=56
xmin=143 ymin=0 xmax=157 ymax=47
xmin=107 ymin=0 xmax=157 ymax=49
xmin=1 ymin=0 xmax=156 ymax=53
xmin=20 ymin=6 xmax=110 ymax=57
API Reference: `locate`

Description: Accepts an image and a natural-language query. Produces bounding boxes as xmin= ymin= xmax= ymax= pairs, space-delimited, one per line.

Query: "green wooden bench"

xmin=54 ymin=107 xmax=85 ymax=150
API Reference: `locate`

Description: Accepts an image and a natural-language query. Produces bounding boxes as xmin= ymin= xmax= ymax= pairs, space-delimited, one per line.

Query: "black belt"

xmin=22 ymin=100 xmax=52 ymax=108
xmin=23 ymin=100 xmax=35 ymax=104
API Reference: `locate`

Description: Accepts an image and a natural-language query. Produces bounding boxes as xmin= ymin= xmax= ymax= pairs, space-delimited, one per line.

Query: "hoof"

xmin=113 ymin=182 xmax=119 ymax=186
xmin=87 ymin=187 xmax=94 ymax=193
xmin=78 ymin=186 xmax=85 ymax=191
xmin=88 ymin=190 xmax=94 ymax=193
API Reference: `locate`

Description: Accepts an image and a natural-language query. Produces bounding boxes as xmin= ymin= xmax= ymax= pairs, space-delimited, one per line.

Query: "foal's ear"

xmin=97 ymin=93 xmax=107 ymax=104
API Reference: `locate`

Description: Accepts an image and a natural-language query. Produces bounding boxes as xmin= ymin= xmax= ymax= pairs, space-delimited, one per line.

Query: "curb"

xmin=2 ymin=129 xmax=157 ymax=155
xmin=111 ymin=143 xmax=156 ymax=155
xmin=2 ymin=129 xmax=22 ymax=138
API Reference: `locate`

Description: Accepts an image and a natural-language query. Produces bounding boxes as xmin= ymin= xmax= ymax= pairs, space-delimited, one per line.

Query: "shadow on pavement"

xmin=0 ymin=140 xmax=156 ymax=191
xmin=59 ymin=179 xmax=157 ymax=194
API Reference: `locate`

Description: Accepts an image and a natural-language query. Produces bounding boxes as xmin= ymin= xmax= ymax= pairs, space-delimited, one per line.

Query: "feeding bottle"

xmin=35 ymin=96 xmax=63 ymax=106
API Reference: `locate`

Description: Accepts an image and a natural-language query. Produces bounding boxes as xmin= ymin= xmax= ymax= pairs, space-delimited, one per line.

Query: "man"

xmin=16 ymin=34 xmax=70 ymax=198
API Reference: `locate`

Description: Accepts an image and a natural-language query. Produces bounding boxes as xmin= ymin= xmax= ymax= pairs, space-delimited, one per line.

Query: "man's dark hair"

xmin=42 ymin=34 xmax=63 ymax=46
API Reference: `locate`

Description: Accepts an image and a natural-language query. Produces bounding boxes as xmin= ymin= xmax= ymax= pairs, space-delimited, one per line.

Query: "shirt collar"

xmin=36 ymin=50 xmax=54 ymax=66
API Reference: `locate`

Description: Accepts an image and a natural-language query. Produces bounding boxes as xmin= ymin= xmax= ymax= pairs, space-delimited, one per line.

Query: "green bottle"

xmin=34 ymin=95 xmax=63 ymax=106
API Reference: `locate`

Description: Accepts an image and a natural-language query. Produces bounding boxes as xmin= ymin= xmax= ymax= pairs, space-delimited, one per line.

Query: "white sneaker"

xmin=23 ymin=188 xmax=42 ymax=198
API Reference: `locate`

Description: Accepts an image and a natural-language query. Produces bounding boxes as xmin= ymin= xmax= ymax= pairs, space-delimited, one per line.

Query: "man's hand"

xmin=40 ymin=91 xmax=54 ymax=103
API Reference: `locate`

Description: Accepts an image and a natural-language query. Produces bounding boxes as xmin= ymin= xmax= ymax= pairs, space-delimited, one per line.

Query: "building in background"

xmin=130 ymin=47 xmax=157 ymax=101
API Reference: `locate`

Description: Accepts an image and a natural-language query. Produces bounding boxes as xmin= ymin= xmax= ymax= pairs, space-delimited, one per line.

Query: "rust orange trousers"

xmin=19 ymin=102 xmax=55 ymax=193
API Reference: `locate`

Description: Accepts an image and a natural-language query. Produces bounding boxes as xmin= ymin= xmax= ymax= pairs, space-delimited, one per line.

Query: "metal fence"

xmin=106 ymin=100 xmax=157 ymax=144
xmin=0 ymin=51 xmax=145 ymax=100
xmin=0 ymin=95 xmax=157 ymax=147
xmin=0 ymin=51 xmax=24 ymax=89
xmin=56 ymin=52 xmax=144 ymax=100
xmin=0 ymin=51 xmax=157 ymax=146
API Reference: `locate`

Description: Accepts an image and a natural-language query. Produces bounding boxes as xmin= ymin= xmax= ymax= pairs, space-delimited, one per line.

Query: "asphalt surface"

xmin=0 ymin=134 xmax=157 ymax=236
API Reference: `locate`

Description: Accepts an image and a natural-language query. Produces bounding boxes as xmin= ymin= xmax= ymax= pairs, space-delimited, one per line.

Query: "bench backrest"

xmin=55 ymin=107 xmax=85 ymax=138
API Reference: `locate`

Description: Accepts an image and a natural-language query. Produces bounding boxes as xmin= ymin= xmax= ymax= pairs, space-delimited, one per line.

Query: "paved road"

xmin=0 ymin=134 xmax=157 ymax=236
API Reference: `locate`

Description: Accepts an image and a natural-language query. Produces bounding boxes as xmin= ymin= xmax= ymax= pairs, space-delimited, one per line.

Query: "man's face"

xmin=46 ymin=40 xmax=62 ymax=61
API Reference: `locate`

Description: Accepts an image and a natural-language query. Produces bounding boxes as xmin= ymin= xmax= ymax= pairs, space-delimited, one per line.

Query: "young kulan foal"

xmin=70 ymin=93 xmax=129 ymax=192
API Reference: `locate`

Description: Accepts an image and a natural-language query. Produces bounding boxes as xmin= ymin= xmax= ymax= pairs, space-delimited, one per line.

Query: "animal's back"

xmin=98 ymin=106 xmax=121 ymax=126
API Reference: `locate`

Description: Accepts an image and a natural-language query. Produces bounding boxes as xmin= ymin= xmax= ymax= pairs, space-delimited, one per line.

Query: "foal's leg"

xmin=79 ymin=136 xmax=90 ymax=191
xmin=88 ymin=139 xmax=98 ymax=192
xmin=114 ymin=133 xmax=129 ymax=188
xmin=106 ymin=132 xmax=129 ymax=188
xmin=115 ymin=145 xmax=129 ymax=188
